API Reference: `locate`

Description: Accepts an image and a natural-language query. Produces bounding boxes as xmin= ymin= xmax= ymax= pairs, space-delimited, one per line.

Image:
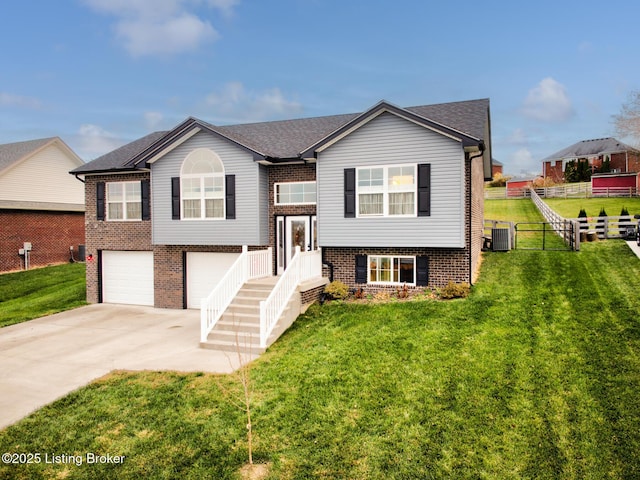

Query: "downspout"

xmin=321 ymin=247 xmax=334 ymax=282
xmin=467 ymin=142 xmax=486 ymax=285
xmin=74 ymin=174 xmax=86 ymax=183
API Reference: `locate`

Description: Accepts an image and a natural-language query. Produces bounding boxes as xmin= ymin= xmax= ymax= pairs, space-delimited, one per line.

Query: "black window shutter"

xmin=416 ymin=256 xmax=429 ymax=286
xmin=141 ymin=179 xmax=151 ymax=220
xmin=96 ymin=182 xmax=105 ymax=220
xmin=344 ymin=168 xmax=356 ymax=218
xmin=225 ymin=174 xmax=236 ymax=220
xmin=171 ymin=177 xmax=180 ymax=220
xmin=355 ymin=254 xmax=367 ymax=284
xmin=417 ymin=163 xmax=431 ymax=217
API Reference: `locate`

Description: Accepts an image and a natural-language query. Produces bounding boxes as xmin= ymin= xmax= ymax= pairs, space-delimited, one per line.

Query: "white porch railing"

xmin=259 ymin=247 xmax=322 ymax=348
xmin=200 ymin=246 xmax=272 ymax=342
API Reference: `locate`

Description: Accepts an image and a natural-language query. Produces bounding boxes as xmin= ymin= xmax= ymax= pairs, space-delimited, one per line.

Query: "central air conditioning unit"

xmin=492 ymin=228 xmax=511 ymax=251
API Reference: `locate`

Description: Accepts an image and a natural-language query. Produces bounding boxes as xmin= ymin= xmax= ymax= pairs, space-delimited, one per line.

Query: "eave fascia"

xmin=70 ymin=167 xmax=149 ymax=177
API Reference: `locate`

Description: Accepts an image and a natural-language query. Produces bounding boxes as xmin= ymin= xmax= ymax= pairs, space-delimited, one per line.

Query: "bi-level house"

xmin=72 ymin=99 xmax=492 ymax=350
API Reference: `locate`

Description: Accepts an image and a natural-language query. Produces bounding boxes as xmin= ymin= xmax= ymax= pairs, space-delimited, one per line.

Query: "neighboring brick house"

xmin=72 ymin=99 xmax=492 ymax=308
xmin=0 ymin=137 xmax=85 ymax=272
xmin=491 ymin=158 xmax=503 ymax=177
xmin=542 ymin=137 xmax=640 ymax=182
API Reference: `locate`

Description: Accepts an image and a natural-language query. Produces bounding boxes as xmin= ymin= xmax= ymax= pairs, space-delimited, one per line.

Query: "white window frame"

xmin=180 ymin=148 xmax=225 ymax=220
xmin=368 ymin=255 xmax=416 ymax=285
xmin=274 ymin=181 xmax=317 ymax=205
xmin=356 ymin=164 xmax=417 ymax=217
xmin=106 ymin=181 xmax=141 ymax=221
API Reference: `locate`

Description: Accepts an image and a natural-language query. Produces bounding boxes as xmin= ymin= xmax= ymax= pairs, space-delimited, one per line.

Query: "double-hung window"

xmin=368 ymin=255 xmax=416 ymax=284
xmin=107 ymin=182 xmax=141 ymax=220
xmin=181 ymin=148 xmax=225 ymax=220
xmin=357 ymin=164 xmax=416 ymax=216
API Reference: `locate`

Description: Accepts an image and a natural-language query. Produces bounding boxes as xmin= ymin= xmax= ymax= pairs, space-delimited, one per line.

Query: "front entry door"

xmin=276 ymin=216 xmax=316 ymax=274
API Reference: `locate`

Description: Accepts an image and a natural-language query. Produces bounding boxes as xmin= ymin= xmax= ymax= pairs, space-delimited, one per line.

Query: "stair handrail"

xmin=259 ymin=247 xmax=322 ymax=348
xmin=200 ymin=246 xmax=272 ymax=342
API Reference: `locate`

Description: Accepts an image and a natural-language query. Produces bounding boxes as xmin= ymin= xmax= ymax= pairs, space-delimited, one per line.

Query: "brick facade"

xmin=322 ymin=246 xmax=470 ymax=293
xmin=84 ymin=153 xmax=483 ymax=304
xmin=0 ymin=209 xmax=85 ymax=273
xmin=545 ymin=151 xmax=640 ymax=182
xmin=84 ymin=173 xmax=153 ymax=303
xmin=153 ymin=244 xmax=268 ymax=309
xmin=268 ymin=163 xmax=317 ymax=272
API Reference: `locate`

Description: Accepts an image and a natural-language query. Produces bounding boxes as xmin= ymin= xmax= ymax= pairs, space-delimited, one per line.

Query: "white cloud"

xmin=116 ymin=14 xmax=217 ymax=57
xmin=76 ymin=124 xmax=123 ymax=158
xmin=509 ymin=147 xmax=540 ymax=176
xmin=205 ymin=82 xmax=303 ymax=122
xmin=0 ymin=92 xmax=42 ymax=109
xmin=82 ymin=0 xmax=237 ymax=56
xmin=522 ymin=77 xmax=574 ymax=122
xmin=144 ymin=111 xmax=164 ymax=130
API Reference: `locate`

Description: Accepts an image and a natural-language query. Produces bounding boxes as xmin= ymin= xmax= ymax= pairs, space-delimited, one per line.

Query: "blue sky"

xmin=1 ymin=0 xmax=638 ymax=175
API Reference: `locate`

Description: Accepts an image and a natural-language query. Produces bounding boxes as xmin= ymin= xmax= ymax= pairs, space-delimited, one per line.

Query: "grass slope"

xmin=0 ymin=263 xmax=86 ymax=328
xmin=1 ymin=241 xmax=639 ymax=479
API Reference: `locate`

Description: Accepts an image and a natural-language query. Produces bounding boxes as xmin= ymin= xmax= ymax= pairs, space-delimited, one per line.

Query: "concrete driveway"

xmin=0 ymin=304 xmax=256 ymax=430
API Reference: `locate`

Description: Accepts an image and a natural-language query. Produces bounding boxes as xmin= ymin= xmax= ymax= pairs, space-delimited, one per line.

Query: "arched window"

xmin=180 ymin=148 xmax=225 ymax=219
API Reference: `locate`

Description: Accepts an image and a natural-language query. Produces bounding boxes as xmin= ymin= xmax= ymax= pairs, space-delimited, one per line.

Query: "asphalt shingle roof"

xmin=74 ymin=98 xmax=490 ymax=174
xmin=72 ymin=131 xmax=168 ymax=174
xmin=0 ymin=137 xmax=56 ymax=172
xmin=542 ymin=137 xmax=639 ymax=162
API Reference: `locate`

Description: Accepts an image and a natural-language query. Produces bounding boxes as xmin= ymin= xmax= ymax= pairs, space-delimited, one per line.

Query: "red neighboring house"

xmin=0 ymin=137 xmax=85 ymax=272
xmin=542 ymin=137 xmax=640 ymax=182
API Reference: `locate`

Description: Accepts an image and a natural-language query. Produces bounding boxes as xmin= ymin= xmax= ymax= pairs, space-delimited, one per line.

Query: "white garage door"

xmin=102 ymin=251 xmax=154 ymax=306
xmin=186 ymin=252 xmax=240 ymax=309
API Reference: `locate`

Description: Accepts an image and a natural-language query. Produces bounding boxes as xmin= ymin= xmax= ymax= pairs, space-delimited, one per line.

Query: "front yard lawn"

xmin=0 ymin=263 xmax=86 ymax=328
xmin=1 ymin=240 xmax=639 ymax=478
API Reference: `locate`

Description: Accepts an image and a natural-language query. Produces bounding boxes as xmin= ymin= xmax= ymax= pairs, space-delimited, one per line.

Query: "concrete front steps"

xmin=199 ymin=277 xmax=299 ymax=355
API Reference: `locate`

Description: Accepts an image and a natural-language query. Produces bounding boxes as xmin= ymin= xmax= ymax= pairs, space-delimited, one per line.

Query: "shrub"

xmin=620 ymin=206 xmax=630 ymax=217
xmin=324 ymin=280 xmax=349 ymax=300
xmin=439 ymin=281 xmax=471 ymax=300
xmin=373 ymin=290 xmax=392 ymax=302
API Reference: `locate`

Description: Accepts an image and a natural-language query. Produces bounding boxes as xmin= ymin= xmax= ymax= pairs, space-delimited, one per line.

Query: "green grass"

xmin=0 ymin=263 xmax=86 ymax=328
xmin=1 ymin=240 xmax=639 ymax=478
xmin=544 ymin=197 xmax=640 ymax=219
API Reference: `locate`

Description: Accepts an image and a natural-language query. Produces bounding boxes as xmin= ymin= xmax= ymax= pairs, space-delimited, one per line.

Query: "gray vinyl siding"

xmin=151 ymin=130 xmax=267 ymax=246
xmin=317 ymin=112 xmax=466 ymax=248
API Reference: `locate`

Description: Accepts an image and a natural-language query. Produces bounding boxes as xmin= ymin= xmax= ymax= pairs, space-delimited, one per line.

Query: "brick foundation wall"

xmin=322 ymin=246 xmax=470 ymax=293
xmin=0 ymin=209 xmax=85 ymax=272
xmin=84 ymin=173 xmax=153 ymax=303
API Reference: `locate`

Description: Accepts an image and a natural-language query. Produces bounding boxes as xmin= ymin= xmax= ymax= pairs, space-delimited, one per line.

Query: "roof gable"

xmin=0 ymin=137 xmax=84 ymax=177
xmin=299 ymin=100 xmax=485 ymax=159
